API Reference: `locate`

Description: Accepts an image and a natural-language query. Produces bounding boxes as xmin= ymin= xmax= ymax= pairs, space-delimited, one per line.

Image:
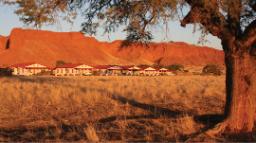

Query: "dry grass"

xmin=0 ymin=75 xmax=227 ymax=141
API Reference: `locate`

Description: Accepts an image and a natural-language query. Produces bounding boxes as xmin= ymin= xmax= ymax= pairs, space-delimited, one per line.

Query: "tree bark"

xmin=224 ymin=45 xmax=256 ymax=133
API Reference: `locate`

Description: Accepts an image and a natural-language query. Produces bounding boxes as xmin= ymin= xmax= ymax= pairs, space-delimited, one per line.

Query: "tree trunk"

xmin=224 ymin=48 xmax=256 ymax=133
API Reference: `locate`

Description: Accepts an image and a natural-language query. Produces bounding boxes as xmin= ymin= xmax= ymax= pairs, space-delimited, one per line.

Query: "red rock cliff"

xmin=0 ymin=28 xmax=224 ymax=67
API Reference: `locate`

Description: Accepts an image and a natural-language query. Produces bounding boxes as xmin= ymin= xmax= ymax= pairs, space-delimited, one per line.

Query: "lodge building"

xmin=4 ymin=63 xmax=175 ymax=76
xmin=123 ymin=65 xmax=141 ymax=76
xmin=53 ymin=64 xmax=94 ymax=76
xmin=10 ymin=63 xmax=49 ymax=76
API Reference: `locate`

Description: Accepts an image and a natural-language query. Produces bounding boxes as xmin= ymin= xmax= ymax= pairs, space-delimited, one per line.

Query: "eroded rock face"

xmin=0 ymin=36 xmax=8 ymax=50
xmin=0 ymin=28 xmax=224 ymax=67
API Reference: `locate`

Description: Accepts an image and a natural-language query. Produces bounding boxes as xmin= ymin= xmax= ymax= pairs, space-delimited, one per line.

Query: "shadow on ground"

xmin=108 ymin=93 xmax=224 ymax=126
xmin=1 ymin=90 xmax=254 ymax=142
xmin=0 ymin=123 xmax=87 ymax=142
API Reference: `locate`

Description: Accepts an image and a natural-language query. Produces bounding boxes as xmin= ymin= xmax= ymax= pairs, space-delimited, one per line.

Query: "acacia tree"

xmin=2 ymin=0 xmax=256 ymax=134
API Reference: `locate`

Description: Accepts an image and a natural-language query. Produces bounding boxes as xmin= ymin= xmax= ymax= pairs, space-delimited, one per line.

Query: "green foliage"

xmin=0 ymin=68 xmax=12 ymax=76
xmin=36 ymin=70 xmax=52 ymax=76
xmin=3 ymin=0 xmax=75 ymax=28
xmin=2 ymin=0 xmax=256 ymax=48
xmin=166 ymin=64 xmax=184 ymax=72
xmin=56 ymin=60 xmax=66 ymax=66
xmin=152 ymin=64 xmax=162 ymax=69
xmin=202 ymin=64 xmax=222 ymax=76
xmin=3 ymin=0 xmax=179 ymax=42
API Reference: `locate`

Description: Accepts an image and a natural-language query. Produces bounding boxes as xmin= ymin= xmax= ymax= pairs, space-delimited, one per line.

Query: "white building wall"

xmin=12 ymin=68 xmax=33 ymax=76
xmin=54 ymin=68 xmax=79 ymax=76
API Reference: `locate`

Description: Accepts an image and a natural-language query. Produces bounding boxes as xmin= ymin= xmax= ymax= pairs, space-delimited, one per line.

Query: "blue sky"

xmin=0 ymin=5 xmax=222 ymax=50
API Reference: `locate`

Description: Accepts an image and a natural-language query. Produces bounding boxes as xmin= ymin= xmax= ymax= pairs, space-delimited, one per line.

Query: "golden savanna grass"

xmin=0 ymin=76 xmax=226 ymax=141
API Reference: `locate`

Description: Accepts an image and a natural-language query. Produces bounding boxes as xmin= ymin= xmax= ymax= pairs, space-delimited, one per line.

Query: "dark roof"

xmin=94 ymin=65 xmax=112 ymax=69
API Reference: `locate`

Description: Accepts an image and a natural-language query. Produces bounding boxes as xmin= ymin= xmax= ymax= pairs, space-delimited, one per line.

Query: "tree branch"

xmin=180 ymin=0 xmax=227 ymax=39
xmin=250 ymin=0 xmax=256 ymax=11
xmin=226 ymin=0 xmax=242 ymax=36
xmin=241 ymin=19 xmax=256 ymax=49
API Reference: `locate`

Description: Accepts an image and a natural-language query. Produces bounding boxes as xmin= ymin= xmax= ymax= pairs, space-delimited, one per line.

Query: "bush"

xmin=36 ymin=70 xmax=52 ymax=76
xmin=56 ymin=60 xmax=66 ymax=67
xmin=202 ymin=64 xmax=222 ymax=75
xmin=152 ymin=64 xmax=162 ymax=69
xmin=0 ymin=68 xmax=12 ymax=76
xmin=166 ymin=64 xmax=184 ymax=72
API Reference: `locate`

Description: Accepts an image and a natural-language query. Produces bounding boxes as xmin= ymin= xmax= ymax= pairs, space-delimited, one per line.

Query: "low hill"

xmin=0 ymin=28 xmax=224 ymax=67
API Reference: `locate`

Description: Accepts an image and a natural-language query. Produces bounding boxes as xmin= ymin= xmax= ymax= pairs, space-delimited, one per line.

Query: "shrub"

xmin=0 ymin=68 xmax=12 ymax=76
xmin=166 ymin=64 xmax=184 ymax=72
xmin=36 ymin=70 xmax=52 ymax=76
xmin=138 ymin=64 xmax=150 ymax=68
xmin=56 ymin=60 xmax=66 ymax=66
xmin=202 ymin=64 xmax=222 ymax=75
xmin=152 ymin=64 xmax=162 ymax=69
